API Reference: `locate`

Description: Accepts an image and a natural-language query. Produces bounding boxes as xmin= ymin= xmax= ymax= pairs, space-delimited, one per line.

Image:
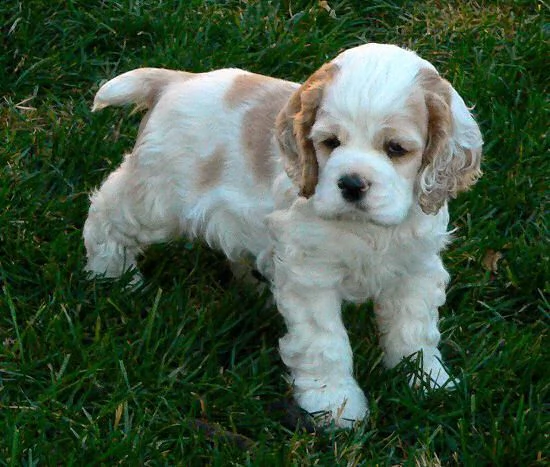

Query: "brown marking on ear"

xmin=419 ymin=68 xmax=453 ymax=159
xmin=275 ymin=63 xmax=339 ymax=197
xmin=224 ymin=73 xmax=274 ymax=109
xmin=416 ymin=68 xmax=482 ymax=213
xmin=403 ymin=91 xmax=430 ymax=139
xmin=197 ymin=145 xmax=226 ymax=190
xmin=422 ymin=70 xmax=453 ymax=171
xmin=417 ymin=69 xmax=453 ymax=213
xmin=242 ymin=82 xmax=297 ymax=185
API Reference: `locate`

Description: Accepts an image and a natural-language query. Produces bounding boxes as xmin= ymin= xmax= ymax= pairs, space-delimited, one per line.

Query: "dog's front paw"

xmin=294 ymin=379 xmax=369 ymax=428
xmin=409 ymin=356 xmax=456 ymax=390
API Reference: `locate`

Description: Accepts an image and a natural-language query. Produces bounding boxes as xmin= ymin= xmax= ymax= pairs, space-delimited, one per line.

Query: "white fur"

xmin=84 ymin=43 xmax=482 ymax=428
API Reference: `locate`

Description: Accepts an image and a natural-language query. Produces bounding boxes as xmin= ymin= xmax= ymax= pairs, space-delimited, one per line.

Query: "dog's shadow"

xmin=137 ymin=241 xmax=320 ymax=429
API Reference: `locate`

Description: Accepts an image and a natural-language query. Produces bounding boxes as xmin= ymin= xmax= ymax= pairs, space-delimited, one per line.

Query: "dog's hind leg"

xmin=83 ymin=155 xmax=181 ymax=282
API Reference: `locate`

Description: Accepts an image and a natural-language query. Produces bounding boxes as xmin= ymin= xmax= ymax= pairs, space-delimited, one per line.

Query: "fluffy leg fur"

xmin=374 ymin=257 xmax=454 ymax=388
xmin=272 ymin=250 xmax=368 ymax=427
xmin=84 ymin=156 xmax=181 ymax=280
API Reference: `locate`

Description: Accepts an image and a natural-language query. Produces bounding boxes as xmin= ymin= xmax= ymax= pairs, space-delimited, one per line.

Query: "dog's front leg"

xmin=272 ymin=257 xmax=368 ymax=427
xmin=375 ymin=257 xmax=454 ymax=389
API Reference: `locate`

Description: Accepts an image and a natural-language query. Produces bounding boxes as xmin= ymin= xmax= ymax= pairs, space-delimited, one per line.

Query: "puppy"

xmin=84 ymin=43 xmax=482 ymax=427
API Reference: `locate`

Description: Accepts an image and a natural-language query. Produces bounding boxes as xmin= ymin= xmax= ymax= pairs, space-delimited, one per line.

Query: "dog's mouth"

xmin=351 ymin=200 xmax=368 ymax=212
xmin=342 ymin=202 xmax=407 ymax=227
xmin=312 ymin=193 xmax=406 ymax=226
xmin=345 ymin=199 xmax=372 ymax=216
xmin=319 ymin=202 xmax=372 ymax=223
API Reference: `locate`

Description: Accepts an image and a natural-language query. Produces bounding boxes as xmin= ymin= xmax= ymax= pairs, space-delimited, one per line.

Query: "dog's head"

xmin=276 ymin=43 xmax=482 ymax=225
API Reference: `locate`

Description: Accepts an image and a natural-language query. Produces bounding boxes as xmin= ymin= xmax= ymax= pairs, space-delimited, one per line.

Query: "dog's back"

xmin=86 ymin=68 xmax=299 ymax=274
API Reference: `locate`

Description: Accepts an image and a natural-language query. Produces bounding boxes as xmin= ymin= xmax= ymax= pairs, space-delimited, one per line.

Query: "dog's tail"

xmin=92 ymin=68 xmax=194 ymax=112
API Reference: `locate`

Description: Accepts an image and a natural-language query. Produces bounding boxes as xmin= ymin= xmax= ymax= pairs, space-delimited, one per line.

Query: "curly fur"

xmin=417 ymin=69 xmax=483 ymax=213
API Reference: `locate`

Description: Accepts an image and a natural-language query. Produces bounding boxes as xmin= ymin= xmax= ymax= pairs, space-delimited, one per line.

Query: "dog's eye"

xmin=322 ymin=136 xmax=341 ymax=150
xmin=386 ymin=141 xmax=407 ymax=157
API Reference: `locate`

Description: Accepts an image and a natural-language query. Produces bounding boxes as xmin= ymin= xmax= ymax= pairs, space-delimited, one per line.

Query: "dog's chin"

xmin=313 ymin=200 xmax=409 ymax=227
xmin=367 ymin=212 xmax=408 ymax=227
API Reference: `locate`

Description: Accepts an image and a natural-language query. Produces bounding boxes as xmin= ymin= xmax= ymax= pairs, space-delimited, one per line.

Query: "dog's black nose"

xmin=337 ymin=174 xmax=368 ymax=202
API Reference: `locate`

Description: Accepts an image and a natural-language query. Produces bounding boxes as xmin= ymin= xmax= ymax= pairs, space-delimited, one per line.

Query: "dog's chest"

xmin=329 ymin=225 xmax=419 ymax=301
xmin=265 ymin=198 xmax=448 ymax=302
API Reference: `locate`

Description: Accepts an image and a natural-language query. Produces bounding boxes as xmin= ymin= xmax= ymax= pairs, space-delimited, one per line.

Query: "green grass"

xmin=1 ymin=0 xmax=548 ymax=465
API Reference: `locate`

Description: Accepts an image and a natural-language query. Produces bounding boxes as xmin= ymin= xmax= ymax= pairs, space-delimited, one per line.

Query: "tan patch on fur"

xmin=241 ymin=81 xmax=298 ymax=184
xmin=143 ymin=70 xmax=195 ymax=108
xmin=224 ymin=73 xmax=274 ymax=109
xmin=134 ymin=70 xmax=196 ymax=147
xmin=197 ymin=145 xmax=226 ymax=190
xmin=275 ymin=63 xmax=339 ymax=197
xmin=382 ymin=94 xmax=428 ymax=167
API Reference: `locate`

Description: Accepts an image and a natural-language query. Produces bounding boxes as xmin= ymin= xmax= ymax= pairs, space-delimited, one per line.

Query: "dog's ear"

xmin=275 ymin=63 xmax=338 ymax=198
xmin=417 ymin=69 xmax=483 ymax=214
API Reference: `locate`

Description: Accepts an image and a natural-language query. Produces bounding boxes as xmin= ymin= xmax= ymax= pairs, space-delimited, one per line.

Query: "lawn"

xmin=1 ymin=0 xmax=547 ymax=465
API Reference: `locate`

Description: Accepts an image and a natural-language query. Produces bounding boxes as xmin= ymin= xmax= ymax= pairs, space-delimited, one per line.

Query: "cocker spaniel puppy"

xmin=84 ymin=43 xmax=482 ymax=427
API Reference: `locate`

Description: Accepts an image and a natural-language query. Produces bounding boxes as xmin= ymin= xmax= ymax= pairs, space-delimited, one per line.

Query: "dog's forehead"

xmin=321 ymin=44 xmax=436 ymax=122
xmin=332 ymin=43 xmax=436 ymax=79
